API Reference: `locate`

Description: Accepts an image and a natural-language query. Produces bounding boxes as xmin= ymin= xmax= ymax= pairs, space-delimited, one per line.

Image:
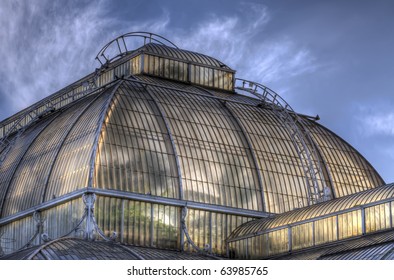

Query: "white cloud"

xmin=0 ymin=1 xmax=317 ymax=120
xmin=360 ymin=112 xmax=394 ymax=136
xmin=167 ymin=3 xmax=316 ymax=85
xmin=0 ymin=0 xmax=115 ymax=118
xmin=97 ymin=10 xmax=171 ymax=62
xmin=130 ymin=10 xmax=171 ymax=34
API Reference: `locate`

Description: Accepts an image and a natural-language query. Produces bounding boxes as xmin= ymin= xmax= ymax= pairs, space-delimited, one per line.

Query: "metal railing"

xmin=95 ymin=32 xmax=179 ymax=67
xmin=0 ymin=33 xmax=179 ymax=167
xmin=0 ymin=80 xmax=102 ymax=166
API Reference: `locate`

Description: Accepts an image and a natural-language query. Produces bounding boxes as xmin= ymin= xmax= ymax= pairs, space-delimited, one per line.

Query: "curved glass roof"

xmin=139 ymin=43 xmax=233 ymax=70
xmin=0 ymin=34 xmax=388 ymax=259
xmin=0 ymin=78 xmax=384 ymax=218
xmin=0 ymin=237 xmax=218 ymax=260
xmin=320 ymin=242 xmax=394 ymax=260
xmin=0 ymin=86 xmax=115 ymax=217
xmin=228 ymin=183 xmax=394 ymax=241
xmin=275 ymin=229 xmax=394 ymax=260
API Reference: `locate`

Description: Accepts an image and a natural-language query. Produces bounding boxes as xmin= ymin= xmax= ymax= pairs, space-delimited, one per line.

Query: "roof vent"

xmin=95 ymin=32 xmax=178 ymax=66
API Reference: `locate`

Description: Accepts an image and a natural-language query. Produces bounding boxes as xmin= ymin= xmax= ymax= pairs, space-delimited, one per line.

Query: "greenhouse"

xmin=0 ymin=32 xmax=392 ymax=260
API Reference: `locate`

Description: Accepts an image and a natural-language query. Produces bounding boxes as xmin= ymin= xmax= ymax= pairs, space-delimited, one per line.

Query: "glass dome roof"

xmin=0 ymin=32 xmax=386 ymax=259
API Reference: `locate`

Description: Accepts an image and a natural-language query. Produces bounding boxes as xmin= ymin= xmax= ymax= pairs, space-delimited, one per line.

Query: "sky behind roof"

xmin=0 ymin=0 xmax=393 ymax=182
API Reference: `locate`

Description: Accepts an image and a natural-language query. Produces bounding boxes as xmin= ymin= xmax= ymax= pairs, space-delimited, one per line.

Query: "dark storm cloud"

xmin=0 ymin=0 xmax=393 ymax=182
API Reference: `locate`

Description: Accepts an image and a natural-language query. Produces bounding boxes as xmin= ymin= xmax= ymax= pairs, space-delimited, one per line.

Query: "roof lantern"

xmin=95 ymin=32 xmax=235 ymax=91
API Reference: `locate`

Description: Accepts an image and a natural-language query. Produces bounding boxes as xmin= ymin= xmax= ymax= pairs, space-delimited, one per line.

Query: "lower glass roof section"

xmin=3 ymin=231 xmax=394 ymax=260
xmin=227 ymin=183 xmax=394 ymax=259
xmin=273 ymin=229 xmax=394 ymax=260
xmin=0 ymin=237 xmax=220 ymax=260
xmin=229 ymin=183 xmax=394 ymax=238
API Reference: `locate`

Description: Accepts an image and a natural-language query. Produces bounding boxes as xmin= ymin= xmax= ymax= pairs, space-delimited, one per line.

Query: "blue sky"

xmin=0 ymin=0 xmax=393 ymax=182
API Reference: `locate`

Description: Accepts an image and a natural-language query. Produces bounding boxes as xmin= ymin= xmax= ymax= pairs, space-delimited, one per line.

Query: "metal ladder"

xmin=235 ymin=78 xmax=331 ymax=205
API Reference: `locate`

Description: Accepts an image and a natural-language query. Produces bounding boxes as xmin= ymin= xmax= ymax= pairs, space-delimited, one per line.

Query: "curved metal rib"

xmin=0 ymin=82 xmax=99 ymax=168
xmin=140 ymin=84 xmax=184 ymax=201
xmin=87 ymin=80 xmax=124 ymax=189
xmin=193 ymin=85 xmax=266 ymax=212
xmin=0 ymin=114 xmax=58 ymax=216
xmin=224 ymin=102 xmax=267 ymax=211
xmin=0 ymin=106 xmax=55 ymax=165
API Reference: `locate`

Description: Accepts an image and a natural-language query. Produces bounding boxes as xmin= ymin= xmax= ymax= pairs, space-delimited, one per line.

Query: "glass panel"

xmin=143 ymin=54 xmax=149 ymax=73
xmin=179 ymin=62 xmax=185 ymax=82
xmin=94 ymin=82 xmax=179 ymax=198
xmin=302 ymin=119 xmax=384 ymax=197
xmin=153 ymin=204 xmax=179 ymax=249
xmin=229 ymin=103 xmax=309 ymax=213
xmin=203 ymin=67 xmax=209 ymax=86
xmin=197 ymin=67 xmax=203 ymax=86
xmin=130 ymin=55 xmax=141 ymax=74
xmin=213 ymin=69 xmax=219 ymax=89
xmin=0 ymin=198 xmax=84 ymax=255
xmin=154 ymin=56 xmax=160 ymax=76
xmin=392 ymin=202 xmax=394 ymax=228
xmin=338 ymin=210 xmax=362 ymax=239
xmin=184 ymin=209 xmax=210 ymax=252
xmin=183 ymin=210 xmax=250 ymax=255
xmin=44 ymin=198 xmax=84 ymax=239
xmin=0 ymin=117 xmax=54 ymax=217
xmin=190 ymin=65 xmax=196 ymax=84
xmin=314 ymin=216 xmax=338 ymax=245
xmin=268 ymin=228 xmax=288 ymax=255
xmin=115 ymin=61 xmax=129 ymax=78
xmin=208 ymin=68 xmax=213 ymax=87
xmin=152 ymin=88 xmax=262 ymax=210
xmin=2 ymin=89 xmax=112 ymax=217
xmin=365 ymin=203 xmax=391 ymax=233
xmin=211 ymin=212 xmax=225 ymax=254
xmin=224 ymin=72 xmax=233 ymax=90
xmin=113 ymin=199 xmax=152 ymax=247
xmin=0 ymin=215 xmax=37 ymax=254
xmin=164 ymin=58 xmax=170 ymax=78
xmin=292 ymin=222 xmax=313 ymax=250
xmin=45 ymin=91 xmax=111 ymax=201
xmin=147 ymin=54 xmax=154 ymax=74
xmin=249 ymin=233 xmax=269 ymax=259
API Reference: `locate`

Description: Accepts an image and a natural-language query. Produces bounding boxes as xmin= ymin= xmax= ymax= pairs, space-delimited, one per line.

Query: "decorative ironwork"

xmin=181 ymin=206 xmax=201 ymax=252
xmin=82 ymin=193 xmax=116 ymax=242
xmin=180 ymin=206 xmax=220 ymax=259
xmin=83 ymin=193 xmax=96 ymax=241
xmin=16 ymin=211 xmax=47 ymax=250
xmin=0 ymin=229 xmax=15 ymax=256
